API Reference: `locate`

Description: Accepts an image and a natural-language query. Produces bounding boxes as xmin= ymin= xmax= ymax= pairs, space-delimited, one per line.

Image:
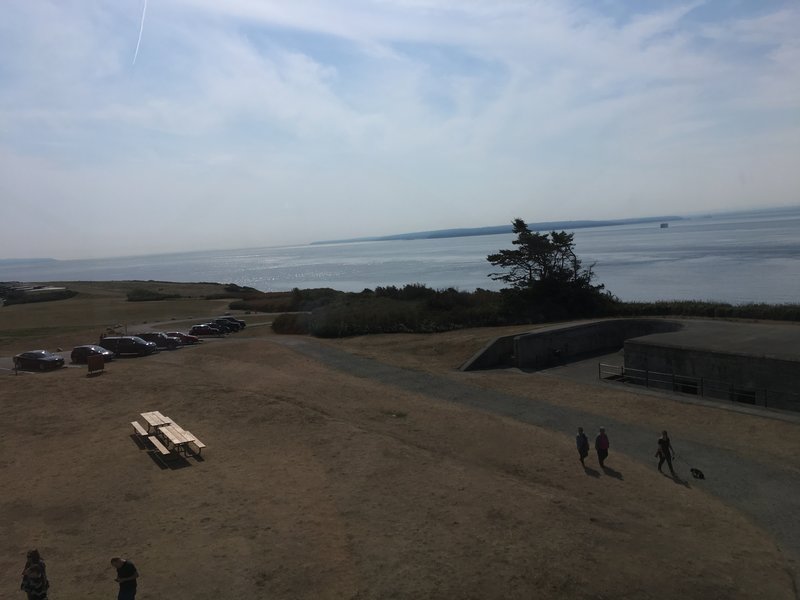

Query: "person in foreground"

xmin=595 ymin=427 xmax=610 ymax=468
xmin=111 ymin=557 xmax=139 ymax=600
xmin=656 ymin=430 xmax=676 ymax=476
xmin=21 ymin=549 xmax=49 ymax=600
xmin=21 ymin=565 xmax=48 ymax=600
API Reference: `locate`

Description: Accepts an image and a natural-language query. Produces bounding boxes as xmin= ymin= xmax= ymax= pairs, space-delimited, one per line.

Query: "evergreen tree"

xmin=487 ymin=218 xmax=610 ymax=319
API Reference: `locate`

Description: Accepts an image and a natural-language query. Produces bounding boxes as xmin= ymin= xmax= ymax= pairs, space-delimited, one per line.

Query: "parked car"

xmin=210 ymin=319 xmax=239 ymax=332
xmin=13 ymin=350 xmax=65 ymax=371
xmin=218 ymin=316 xmax=246 ymax=329
xmin=70 ymin=344 xmax=115 ymax=364
xmin=165 ymin=331 xmax=200 ymax=345
xmin=189 ymin=324 xmax=223 ymax=337
xmin=134 ymin=332 xmax=181 ymax=350
xmin=99 ymin=336 xmax=158 ymax=357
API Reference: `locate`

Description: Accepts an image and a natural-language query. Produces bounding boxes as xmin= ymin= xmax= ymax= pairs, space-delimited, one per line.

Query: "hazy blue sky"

xmin=1 ymin=0 xmax=798 ymax=259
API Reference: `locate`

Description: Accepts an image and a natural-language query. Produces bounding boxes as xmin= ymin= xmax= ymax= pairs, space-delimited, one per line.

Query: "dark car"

xmin=189 ymin=324 xmax=223 ymax=337
xmin=70 ymin=344 xmax=115 ymax=364
xmin=210 ymin=319 xmax=239 ymax=332
xmin=99 ymin=336 xmax=158 ymax=356
xmin=134 ymin=332 xmax=181 ymax=350
xmin=13 ymin=350 xmax=65 ymax=371
xmin=165 ymin=331 xmax=200 ymax=345
xmin=218 ymin=316 xmax=246 ymax=329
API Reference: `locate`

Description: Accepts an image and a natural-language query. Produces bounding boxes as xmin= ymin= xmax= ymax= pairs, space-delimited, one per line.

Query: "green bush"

xmin=2 ymin=289 xmax=78 ymax=306
xmin=266 ymin=283 xmax=800 ymax=339
xmin=272 ymin=312 xmax=311 ymax=334
xmin=126 ymin=288 xmax=181 ymax=302
xmin=613 ymin=300 xmax=800 ymax=321
xmin=230 ymin=288 xmax=342 ymax=313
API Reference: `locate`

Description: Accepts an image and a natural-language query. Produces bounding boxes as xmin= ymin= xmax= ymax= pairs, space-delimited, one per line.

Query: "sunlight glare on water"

xmin=2 ymin=207 xmax=799 ymax=304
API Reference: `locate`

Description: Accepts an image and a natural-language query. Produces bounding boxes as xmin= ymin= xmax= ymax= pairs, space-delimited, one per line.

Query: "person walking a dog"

xmin=576 ymin=427 xmax=590 ymax=466
xmin=656 ymin=430 xmax=676 ymax=476
xmin=595 ymin=427 xmax=609 ymax=467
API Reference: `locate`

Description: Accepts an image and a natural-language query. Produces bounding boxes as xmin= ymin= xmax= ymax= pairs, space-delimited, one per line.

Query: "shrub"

xmin=272 ymin=312 xmax=311 ymax=334
xmin=267 ymin=284 xmax=800 ymax=339
xmin=126 ymin=288 xmax=181 ymax=302
xmin=230 ymin=288 xmax=342 ymax=313
xmin=2 ymin=289 xmax=78 ymax=306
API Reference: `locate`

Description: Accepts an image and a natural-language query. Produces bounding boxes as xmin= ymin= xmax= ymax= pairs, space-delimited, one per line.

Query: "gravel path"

xmin=277 ymin=336 xmax=800 ymax=593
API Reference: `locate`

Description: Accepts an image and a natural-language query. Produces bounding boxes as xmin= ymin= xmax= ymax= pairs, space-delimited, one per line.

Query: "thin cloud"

xmin=0 ymin=0 xmax=798 ymax=258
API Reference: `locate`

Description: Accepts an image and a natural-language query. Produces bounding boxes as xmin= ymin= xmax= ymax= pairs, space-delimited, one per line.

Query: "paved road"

xmin=276 ymin=336 xmax=800 ymax=593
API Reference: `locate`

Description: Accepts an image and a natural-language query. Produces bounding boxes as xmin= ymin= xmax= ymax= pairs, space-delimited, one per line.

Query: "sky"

xmin=1 ymin=0 xmax=798 ymax=260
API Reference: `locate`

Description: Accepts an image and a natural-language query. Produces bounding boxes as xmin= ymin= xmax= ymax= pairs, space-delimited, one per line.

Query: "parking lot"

xmin=0 ymin=334 xmax=229 ymax=374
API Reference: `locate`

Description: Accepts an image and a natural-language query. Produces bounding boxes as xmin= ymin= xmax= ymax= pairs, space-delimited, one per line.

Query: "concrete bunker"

xmin=460 ymin=319 xmax=683 ymax=371
xmin=461 ymin=318 xmax=800 ymax=413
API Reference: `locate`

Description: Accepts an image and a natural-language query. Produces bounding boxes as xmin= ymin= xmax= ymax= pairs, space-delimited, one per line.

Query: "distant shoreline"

xmin=311 ymin=216 xmax=682 ymax=245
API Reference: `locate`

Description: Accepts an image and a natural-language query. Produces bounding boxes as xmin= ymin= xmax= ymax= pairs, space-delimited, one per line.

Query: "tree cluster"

xmin=487 ymin=218 xmax=612 ymax=319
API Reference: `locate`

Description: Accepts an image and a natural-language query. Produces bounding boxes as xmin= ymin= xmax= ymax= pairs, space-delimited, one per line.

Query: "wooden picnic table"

xmin=132 ymin=411 xmax=206 ymax=457
xmin=157 ymin=423 xmax=196 ymax=454
xmin=140 ymin=411 xmax=172 ymax=432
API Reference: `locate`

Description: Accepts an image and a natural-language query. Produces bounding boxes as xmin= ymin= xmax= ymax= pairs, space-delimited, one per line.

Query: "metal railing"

xmin=598 ymin=363 xmax=800 ymax=411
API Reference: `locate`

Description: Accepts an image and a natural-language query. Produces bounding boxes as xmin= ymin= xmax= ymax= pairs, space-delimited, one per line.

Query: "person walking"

xmin=111 ymin=557 xmax=139 ymax=600
xmin=21 ymin=550 xmax=49 ymax=600
xmin=595 ymin=427 xmax=610 ymax=467
xmin=20 ymin=564 xmax=48 ymax=600
xmin=576 ymin=427 xmax=590 ymax=466
xmin=656 ymin=430 xmax=676 ymax=476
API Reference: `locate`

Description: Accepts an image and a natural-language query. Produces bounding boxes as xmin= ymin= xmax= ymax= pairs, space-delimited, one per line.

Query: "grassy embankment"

xmin=0 ymin=281 xmax=273 ymax=354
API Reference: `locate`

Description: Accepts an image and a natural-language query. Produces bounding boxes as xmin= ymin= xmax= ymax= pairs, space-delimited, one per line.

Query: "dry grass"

xmin=0 ymin=283 xmax=797 ymax=599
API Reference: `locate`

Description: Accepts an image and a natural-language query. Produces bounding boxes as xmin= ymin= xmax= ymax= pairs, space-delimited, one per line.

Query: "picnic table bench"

xmin=158 ymin=422 xmax=206 ymax=456
xmin=131 ymin=412 xmax=206 ymax=458
xmin=132 ymin=412 xmax=207 ymax=458
xmin=131 ymin=420 xmax=172 ymax=456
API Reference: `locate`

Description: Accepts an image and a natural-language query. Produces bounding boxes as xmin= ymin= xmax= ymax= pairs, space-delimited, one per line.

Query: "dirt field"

xmin=1 ymin=285 xmax=798 ymax=599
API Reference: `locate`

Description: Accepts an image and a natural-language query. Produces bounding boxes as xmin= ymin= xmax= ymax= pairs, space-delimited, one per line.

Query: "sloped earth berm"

xmin=275 ymin=336 xmax=800 ymax=593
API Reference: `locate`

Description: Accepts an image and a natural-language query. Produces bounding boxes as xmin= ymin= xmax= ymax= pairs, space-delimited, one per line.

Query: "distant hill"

xmin=0 ymin=258 xmax=58 ymax=265
xmin=312 ymin=216 xmax=682 ymax=245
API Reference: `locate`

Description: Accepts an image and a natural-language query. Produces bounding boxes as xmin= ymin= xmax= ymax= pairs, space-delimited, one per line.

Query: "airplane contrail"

xmin=132 ymin=0 xmax=148 ymax=65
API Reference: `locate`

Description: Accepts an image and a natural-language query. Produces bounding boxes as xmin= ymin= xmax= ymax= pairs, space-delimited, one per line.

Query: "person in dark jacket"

xmin=576 ymin=427 xmax=590 ymax=466
xmin=595 ymin=427 xmax=610 ymax=467
xmin=111 ymin=557 xmax=139 ymax=600
xmin=656 ymin=430 xmax=676 ymax=476
xmin=21 ymin=550 xmax=48 ymax=600
xmin=20 ymin=563 xmax=48 ymax=600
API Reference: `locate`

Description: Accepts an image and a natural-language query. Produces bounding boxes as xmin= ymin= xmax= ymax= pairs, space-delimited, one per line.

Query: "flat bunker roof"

xmin=628 ymin=320 xmax=800 ymax=362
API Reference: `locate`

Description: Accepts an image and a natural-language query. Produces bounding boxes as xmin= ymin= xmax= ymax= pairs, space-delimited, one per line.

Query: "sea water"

xmin=2 ymin=207 xmax=799 ymax=304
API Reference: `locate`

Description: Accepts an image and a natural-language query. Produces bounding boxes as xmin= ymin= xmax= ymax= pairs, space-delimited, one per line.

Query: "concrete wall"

xmin=512 ymin=319 xmax=683 ymax=370
xmin=460 ymin=319 xmax=682 ymax=371
xmin=460 ymin=334 xmax=517 ymax=371
xmin=624 ymin=342 xmax=800 ymax=412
